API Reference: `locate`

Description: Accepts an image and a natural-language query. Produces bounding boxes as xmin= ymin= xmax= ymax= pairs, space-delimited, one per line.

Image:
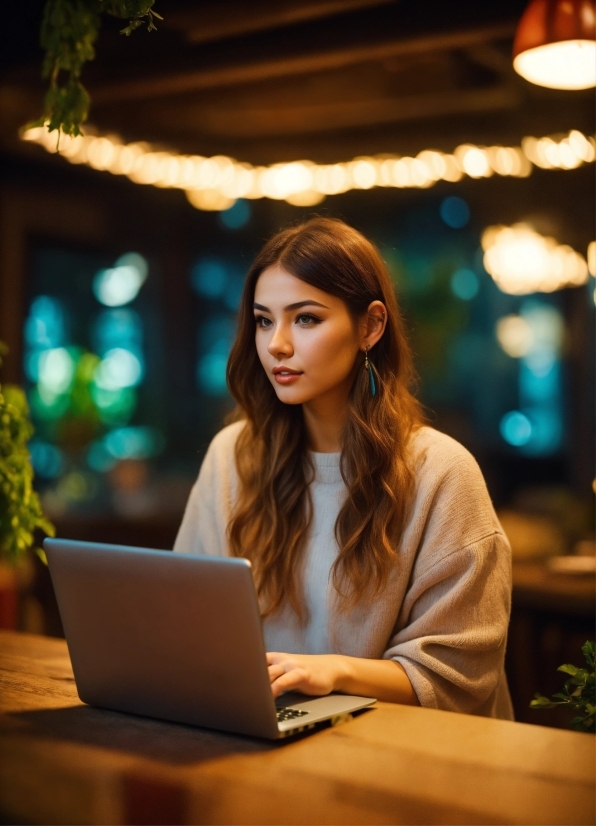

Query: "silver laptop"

xmin=44 ymin=538 xmax=376 ymax=739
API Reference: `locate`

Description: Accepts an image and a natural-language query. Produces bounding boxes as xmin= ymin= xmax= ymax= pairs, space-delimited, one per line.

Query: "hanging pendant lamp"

xmin=513 ymin=0 xmax=596 ymax=89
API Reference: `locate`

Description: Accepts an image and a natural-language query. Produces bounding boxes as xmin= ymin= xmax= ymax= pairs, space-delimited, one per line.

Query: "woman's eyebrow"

xmin=253 ymin=300 xmax=330 ymax=312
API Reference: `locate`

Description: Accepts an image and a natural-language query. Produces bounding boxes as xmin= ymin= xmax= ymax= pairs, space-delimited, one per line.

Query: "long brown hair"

xmin=226 ymin=217 xmax=423 ymax=620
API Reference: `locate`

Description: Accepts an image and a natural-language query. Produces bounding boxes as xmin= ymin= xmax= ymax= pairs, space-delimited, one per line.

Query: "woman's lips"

xmin=272 ymin=368 xmax=303 ymax=385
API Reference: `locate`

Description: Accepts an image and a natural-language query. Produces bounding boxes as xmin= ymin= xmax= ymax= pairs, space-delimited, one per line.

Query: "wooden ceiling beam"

xmin=196 ymin=86 xmax=521 ymax=138
xmin=92 ymin=22 xmax=516 ymax=105
xmin=165 ymin=0 xmax=396 ymax=44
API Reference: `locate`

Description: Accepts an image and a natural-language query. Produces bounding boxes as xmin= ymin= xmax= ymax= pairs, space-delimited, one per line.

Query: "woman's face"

xmin=253 ymin=265 xmax=362 ymax=408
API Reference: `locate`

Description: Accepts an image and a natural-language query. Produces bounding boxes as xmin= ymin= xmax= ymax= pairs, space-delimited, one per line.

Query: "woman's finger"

xmin=267 ymin=663 xmax=286 ymax=683
xmin=270 ymin=667 xmax=310 ymax=698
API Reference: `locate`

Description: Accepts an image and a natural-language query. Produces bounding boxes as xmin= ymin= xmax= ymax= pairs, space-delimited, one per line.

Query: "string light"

xmin=21 ymin=126 xmax=595 ymax=211
xmin=482 ymin=223 xmax=589 ymax=294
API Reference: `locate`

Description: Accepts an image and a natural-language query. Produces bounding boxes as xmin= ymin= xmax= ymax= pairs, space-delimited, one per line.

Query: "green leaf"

xmin=582 ymin=641 xmax=595 ymax=670
xmin=120 ymin=18 xmax=143 ymax=35
xmin=571 ymin=714 xmax=596 ymax=734
xmin=35 ymin=548 xmax=48 ymax=566
xmin=558 ymin=664 xmax=581 ymax=677
xmin=530 ymin=694 xmax=556 ymax=709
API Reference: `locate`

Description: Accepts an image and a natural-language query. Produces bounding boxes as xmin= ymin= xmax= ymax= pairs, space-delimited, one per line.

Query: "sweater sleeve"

xmin=173 ymin=423 xmax=241 ymax=557
xmin=383 ymin=450 xmax=512 ymax=715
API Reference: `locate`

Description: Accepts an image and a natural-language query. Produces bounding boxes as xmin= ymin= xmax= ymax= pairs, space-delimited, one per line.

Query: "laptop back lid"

xmin=45 ymin=539 xmax=280 ymax=739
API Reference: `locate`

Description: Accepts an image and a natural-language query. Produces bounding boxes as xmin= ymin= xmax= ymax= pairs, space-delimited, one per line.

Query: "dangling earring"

xmin=364 ymin=345 xmax=376 ymax=397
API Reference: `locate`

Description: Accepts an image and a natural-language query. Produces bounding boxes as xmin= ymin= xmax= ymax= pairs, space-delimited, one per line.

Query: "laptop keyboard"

xmin=276 ymin=707 xmax=309 ymax=722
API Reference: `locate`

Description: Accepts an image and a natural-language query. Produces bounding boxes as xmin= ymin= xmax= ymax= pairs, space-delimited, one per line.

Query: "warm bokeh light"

xmin=21 ymin=126 xmax=595 ymax=211
xmin=350 ymin=159 xmax=377 ymax=189
xmin=482 ymin=224 xmax=589 ymax=294
xmin=522 ymin=131 xmax=596 ymax=169
xmin=185 ymin=189 xmax=235 ymax=211
xmin=258 ymin=162 xmax=315 ymax=199
xmin=285 ymin=190 xmax=326 ymax=206
xmin=587 ymin=241 xmax=596 ymax=276
xmin=455 ymin=145 xmax=493 ymax=178
xmin=496 ymin=315 xmax=534 ymax=357
xmin=513 ymin=40 xmax=596 ymax=89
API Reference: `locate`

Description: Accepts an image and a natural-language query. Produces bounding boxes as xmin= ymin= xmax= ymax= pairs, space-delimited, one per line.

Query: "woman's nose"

xmin=267 ymin=323 xmax=293 ymax=357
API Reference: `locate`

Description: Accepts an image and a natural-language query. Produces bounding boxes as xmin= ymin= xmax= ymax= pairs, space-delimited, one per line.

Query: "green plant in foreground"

xmin=30 ymin=0 xmax=163 ymax=138
xmin=531 ymin=641 xmax=595 ymax=733
xmin=0 ymin=343 xmax=55 ymax=565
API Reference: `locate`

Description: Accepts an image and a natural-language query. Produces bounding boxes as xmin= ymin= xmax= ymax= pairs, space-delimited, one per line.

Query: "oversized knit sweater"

xmin=174 ymin=421 xmax=514 ymax=719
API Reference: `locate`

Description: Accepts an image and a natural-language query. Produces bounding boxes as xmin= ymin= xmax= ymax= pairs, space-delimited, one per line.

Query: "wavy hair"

xmin=226 ymin=217 xmax=423 ymax=620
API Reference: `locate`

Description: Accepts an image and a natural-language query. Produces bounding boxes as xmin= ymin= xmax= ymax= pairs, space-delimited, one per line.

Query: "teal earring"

xmin=364 ymin=346 xmax=376 ymax=397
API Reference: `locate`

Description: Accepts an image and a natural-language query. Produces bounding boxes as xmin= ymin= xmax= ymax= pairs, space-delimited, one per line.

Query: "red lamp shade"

xmin=513 ymin=0 xmax=596 ymax=89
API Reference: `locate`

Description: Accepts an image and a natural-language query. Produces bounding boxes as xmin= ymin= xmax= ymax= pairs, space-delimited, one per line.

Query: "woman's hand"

xmin=266 ymin=652 xmax=343 ymax=698
xmin=266 ymin=651 xmax=420 ymax=705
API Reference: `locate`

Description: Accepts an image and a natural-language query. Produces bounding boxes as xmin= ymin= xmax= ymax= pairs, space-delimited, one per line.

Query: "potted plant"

xmin=531 ymin=641 xmax=595 ymax=733
xmin=0 ymin=342 xmax=55 ymax=629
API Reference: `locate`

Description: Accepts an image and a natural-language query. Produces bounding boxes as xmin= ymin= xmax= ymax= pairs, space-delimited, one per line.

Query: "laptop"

xmin=44 ymin=538 xmax=376 ymax=739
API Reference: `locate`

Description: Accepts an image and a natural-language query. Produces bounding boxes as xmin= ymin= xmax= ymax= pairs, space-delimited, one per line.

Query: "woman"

xmin=175 ymin=217 xmax=513 ymax=718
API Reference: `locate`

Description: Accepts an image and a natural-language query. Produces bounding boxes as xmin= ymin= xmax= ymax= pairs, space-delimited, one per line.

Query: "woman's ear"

xmin=360 ymin=300 xmax=387 ymax=351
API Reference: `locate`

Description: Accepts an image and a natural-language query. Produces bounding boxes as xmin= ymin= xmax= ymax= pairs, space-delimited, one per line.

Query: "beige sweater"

xmin=174 ymin=422 xmax=514 ymax=719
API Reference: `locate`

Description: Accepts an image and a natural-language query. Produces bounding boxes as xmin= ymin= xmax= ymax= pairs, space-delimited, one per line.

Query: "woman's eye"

xmin=255 ymin=315 xmax=273 ymax=328
xmin=296 ymin=313 xmax=321 ymax=326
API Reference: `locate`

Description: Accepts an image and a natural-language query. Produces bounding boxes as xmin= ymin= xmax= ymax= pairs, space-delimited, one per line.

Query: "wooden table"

xmin=1 ymin=632 xmax=594 ymax=826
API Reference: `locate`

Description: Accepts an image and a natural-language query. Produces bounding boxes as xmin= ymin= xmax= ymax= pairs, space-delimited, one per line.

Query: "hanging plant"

xmin=30 ymin=0 xmax=163 ymax=138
